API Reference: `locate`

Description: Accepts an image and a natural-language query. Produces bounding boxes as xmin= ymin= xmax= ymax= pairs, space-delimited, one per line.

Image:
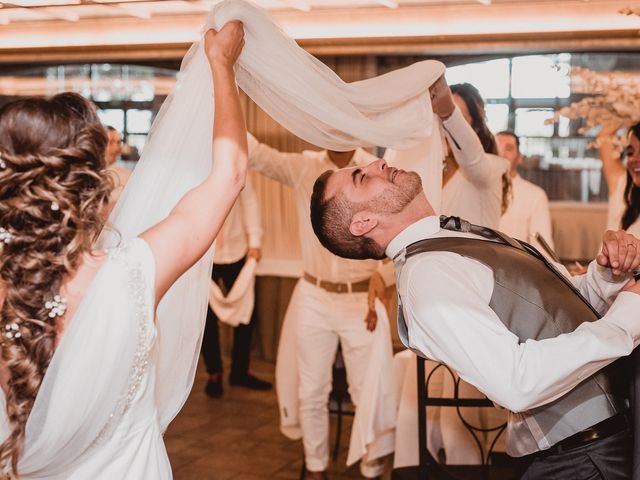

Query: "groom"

xmin=308 ymin=156 xmax=640 ymax=478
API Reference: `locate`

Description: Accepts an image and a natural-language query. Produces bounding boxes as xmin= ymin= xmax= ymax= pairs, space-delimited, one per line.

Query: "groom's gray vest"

xmin=395 ymin=216 xmax=628 ymax=457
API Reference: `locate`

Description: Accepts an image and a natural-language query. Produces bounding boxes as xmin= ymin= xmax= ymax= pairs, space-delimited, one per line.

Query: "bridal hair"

xmin=0 ymin=92 xmax=112 ymax=475
xmin=450 ymin=83 xmax=512 ymax=214
xmin=622 ymin=123 xmax=640 ymax=231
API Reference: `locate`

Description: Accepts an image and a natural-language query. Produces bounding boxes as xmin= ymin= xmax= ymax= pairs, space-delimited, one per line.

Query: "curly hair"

xmin=450 ymin=83 xmax=512 ymax=214
xmin=0 ymin=92 xmax=113 ymax=476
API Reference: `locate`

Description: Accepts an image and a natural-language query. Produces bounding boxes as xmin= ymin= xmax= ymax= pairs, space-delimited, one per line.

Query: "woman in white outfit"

xmin=432 ymin=79 xmax=509 ymax=229
xmin=0 ymin=22 xmax=246 ymax=479
xmin=599 ymin=122 xmax=640 ymax=238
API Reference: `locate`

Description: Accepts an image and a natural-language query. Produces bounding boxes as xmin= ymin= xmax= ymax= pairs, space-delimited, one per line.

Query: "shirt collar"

xmin=385 ymin=215 xmax=441 ymax=260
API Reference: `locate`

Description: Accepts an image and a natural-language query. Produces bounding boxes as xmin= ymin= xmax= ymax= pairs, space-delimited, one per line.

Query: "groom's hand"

xmin=204 ymin=21 xmax=245 ymax=69
xmin=597 ymin=229 xmax=640 ymax=276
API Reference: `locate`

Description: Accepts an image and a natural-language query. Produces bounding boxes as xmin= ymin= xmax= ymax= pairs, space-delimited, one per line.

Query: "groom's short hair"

xmin=310 ymin=170 xmax=386 ymax=260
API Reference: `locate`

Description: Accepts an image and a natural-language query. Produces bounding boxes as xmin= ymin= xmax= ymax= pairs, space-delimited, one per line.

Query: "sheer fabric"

xmin=109 ymin=0 xmax=444 ymax=435
xmin=1 ymin=0 xmax=444 ymax=475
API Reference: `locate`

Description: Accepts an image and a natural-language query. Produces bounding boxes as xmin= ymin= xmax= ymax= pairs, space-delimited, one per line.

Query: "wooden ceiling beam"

xmin=1 ymin=28 xmax=639 ymax=64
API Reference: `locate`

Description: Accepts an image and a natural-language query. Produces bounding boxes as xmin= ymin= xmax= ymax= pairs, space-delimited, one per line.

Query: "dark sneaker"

xmin=229 ymin=373 xmax=272 ymax=391
xmin=205 ymin=377 xmax=223 ymax=398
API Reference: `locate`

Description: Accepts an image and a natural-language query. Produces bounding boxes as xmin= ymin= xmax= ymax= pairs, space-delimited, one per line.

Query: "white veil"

xmin=0 ymin=2 xmax=444 ymax=475
xmin=106 ymin=0 xmax=445 ymax=431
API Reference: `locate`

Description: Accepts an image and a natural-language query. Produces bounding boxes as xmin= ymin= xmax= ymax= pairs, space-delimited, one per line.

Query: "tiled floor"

xmin=166 ymin=358 xmax=387 ymax=479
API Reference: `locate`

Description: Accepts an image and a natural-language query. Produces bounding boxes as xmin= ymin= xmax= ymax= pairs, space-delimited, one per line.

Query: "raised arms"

xmin=141 ymin=21 xmax=247 ymax=302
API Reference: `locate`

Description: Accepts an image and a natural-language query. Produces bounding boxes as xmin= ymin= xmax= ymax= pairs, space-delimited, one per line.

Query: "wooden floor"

xmin=165 ymin=358 xmax=388 ymax=479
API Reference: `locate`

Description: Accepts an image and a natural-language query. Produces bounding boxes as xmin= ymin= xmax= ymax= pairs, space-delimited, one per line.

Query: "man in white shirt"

xmin=200 ymin=175 xmax=271 ymax=398
xmin=248 ymin=134 xmax=388 ymax=479
xmin=309 ymin=146 xmax=640 ymax=478
xmin=497 ymin=130 xmax=555 ymax=250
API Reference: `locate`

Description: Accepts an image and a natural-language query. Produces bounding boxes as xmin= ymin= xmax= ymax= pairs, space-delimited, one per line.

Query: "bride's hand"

xmin=204 ymin=21 xmax=245 ymax=69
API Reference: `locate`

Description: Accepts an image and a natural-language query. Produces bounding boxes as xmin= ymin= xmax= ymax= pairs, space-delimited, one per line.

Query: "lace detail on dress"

xmin=92 ymin=241 xmax=153 ymax=445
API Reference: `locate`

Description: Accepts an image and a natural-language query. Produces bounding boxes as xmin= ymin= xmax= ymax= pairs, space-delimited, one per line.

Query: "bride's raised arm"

xmin=140 ymin=20 xmax=247 ymax=302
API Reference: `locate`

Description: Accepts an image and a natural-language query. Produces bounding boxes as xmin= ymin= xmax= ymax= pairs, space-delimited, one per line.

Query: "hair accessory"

xmin=45 ymin=295 xmax=67 ymax=318
xmin=0 ymin=227 xmax=14 ymax=244
xmin=4 ymin=323 xmax=21 ymax=340
xmin=51 ymin=202 xmax=60 ymax=211
xmin=0 ymin=155 xmax=5 ymax=169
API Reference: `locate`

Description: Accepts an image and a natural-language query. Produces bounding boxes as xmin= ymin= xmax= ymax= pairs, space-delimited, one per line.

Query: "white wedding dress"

xmin=0 ymin=238 xmax=171 ymax=479
xmin=0 ymin=0 xmax=446 ymax=477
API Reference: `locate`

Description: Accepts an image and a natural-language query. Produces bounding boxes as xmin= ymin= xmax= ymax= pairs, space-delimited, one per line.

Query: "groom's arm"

xmin=404 ymin=252 xmax=640 ymax=413
xmin=568 ymin=230 xmax=640 ymax=314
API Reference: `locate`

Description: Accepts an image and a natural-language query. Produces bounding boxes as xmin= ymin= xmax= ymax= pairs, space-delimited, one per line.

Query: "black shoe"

xmin=229 ymin=373 xmax=272 ymax=391
xmin=205 ymin=376 xmax=223 ymax=398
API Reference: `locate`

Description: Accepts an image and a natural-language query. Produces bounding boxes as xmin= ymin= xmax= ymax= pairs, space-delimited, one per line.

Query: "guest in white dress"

xmin=0 ymin=21 xmax=246 ymax=478
xmin=599 ymin=122 xmax=640 ymax=238
xmin=497 ymin=130 xmax=554 ymax=249
xmin=431 ymin=78 xmax=509 ymax=229
xmin=382 ymin=76 xmax=506 ymax=231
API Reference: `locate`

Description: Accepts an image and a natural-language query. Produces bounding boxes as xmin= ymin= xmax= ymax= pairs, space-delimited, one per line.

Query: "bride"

xmin=0 ymin=21 xmax=245 ymax=479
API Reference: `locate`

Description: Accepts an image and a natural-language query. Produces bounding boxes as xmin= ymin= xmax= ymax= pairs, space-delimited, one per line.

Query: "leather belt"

xmin=542 ymin=412 xmax=629 ymax=456
xmin=303 ymin=272 xmax=369 ymax=294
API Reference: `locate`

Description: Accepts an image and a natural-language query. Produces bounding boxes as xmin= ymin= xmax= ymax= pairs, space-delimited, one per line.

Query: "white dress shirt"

xmin=248 ymin=133 xmax=382 ymax=284
xmin=499 ymin=174 xmax=554 ymax=249
xmin=386 ymin=216 xmax=640 ymax=414
xmin=607 ymin=174 xmax=640 ymax=238
xmin=214 ymin=174 xmax=263 ymax=264
xmin=441 ymin=107 xmax=508 ymax=229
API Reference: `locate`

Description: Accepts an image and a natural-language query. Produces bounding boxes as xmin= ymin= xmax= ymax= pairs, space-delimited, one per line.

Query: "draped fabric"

xmin=127 ymin=0 xmax=443 ymax=434
xmin=1 ymin=0 xmax=445 ymax=474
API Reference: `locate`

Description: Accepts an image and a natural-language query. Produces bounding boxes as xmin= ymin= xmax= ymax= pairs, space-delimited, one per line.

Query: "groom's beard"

xmin=357 ymin=171 xmax=422 ymax=215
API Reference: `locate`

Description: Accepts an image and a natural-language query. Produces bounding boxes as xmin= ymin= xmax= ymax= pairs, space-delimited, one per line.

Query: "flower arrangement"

xmin=547 ymin=66 xmax=640 ymax=133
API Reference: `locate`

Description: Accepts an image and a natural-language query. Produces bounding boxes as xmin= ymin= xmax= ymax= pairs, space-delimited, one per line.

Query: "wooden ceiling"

xmin=0 ymin=0 xmax=638 ymax=62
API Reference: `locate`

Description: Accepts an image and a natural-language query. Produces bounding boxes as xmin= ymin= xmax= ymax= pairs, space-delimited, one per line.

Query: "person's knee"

xmin=298 ymin=381 xmax=332 ymax=410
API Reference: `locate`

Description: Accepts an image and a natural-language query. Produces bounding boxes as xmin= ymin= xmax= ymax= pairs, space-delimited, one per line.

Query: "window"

xmin=126 ymin=109 xmax=153 ymax=134
xmin=445 ymin=59 xmax=510 ymax=99
xmin=511 ymin=55 xmax=571 ymax=99
xmin=0 ymin=64 xmax=177 ymax=160
xmin=514 ymin=108 xmax=555 ymax=137
xmin=97 ymin=109 xmax=125 ymax=132
xmin=485 ymin=103 xmax=509 ymax=134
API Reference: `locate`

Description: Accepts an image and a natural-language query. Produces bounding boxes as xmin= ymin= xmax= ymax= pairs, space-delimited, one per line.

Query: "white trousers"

xmin=288 ymin=280 xmax=381 ymax=476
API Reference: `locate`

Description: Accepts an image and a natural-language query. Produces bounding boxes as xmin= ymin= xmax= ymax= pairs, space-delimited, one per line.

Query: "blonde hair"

xmin=0 ymin=92 xmax=113 ymax=476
